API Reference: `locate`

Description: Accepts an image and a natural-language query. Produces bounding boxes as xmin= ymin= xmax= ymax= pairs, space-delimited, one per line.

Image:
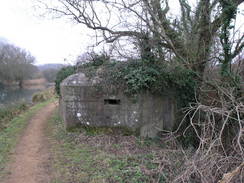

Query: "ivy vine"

xmin=79 ymin=59 xmax=198 ymax=108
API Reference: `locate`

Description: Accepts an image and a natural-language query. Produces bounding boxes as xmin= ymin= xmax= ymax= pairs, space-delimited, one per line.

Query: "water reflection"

xmin=0 ymin=85 xmax=47 ymax=108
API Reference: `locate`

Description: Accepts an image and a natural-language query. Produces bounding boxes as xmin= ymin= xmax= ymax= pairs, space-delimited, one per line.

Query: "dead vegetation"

xmin=32 ymin=87 xmax=56 ymax=103
xmin=172 ymin=84 xmax=244 ymax=183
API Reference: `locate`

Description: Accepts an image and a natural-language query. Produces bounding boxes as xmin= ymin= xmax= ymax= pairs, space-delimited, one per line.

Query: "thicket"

xmin=55 ymin=66 xmax=76 ymax=96
xmin=175 ymin=84 xmax=244 ymax=183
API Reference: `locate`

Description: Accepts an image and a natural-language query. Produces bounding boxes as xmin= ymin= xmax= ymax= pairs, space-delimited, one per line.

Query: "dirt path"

xmin=4 ymin=102 xmax=56 ymax=183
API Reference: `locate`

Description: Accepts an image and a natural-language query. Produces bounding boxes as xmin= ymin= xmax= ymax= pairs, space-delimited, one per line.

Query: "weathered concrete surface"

xmin=60 ymin=73 xmax=177 ymax=137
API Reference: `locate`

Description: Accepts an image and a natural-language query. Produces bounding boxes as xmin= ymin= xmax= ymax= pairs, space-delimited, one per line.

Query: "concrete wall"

xmin=60 ymin=73 xmax=177 ymax=137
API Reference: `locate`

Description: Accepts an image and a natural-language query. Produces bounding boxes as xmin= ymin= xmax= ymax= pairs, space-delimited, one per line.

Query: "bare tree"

xmin=37 ymin=0 xmax=243 ymax=78
xmin=0 ymin=43 xmax=37 ymax=87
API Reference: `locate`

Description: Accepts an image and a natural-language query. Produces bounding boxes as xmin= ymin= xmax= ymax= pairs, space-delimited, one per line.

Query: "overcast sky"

xmin=0 ymin=0 xmax=243 ymax=65
xmin=0 ymin=0 xmax=93 ymax=65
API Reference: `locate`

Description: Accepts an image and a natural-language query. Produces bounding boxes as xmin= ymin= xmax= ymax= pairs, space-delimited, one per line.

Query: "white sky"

xmin=0 ymin=0 xmax=243 ymax=65
xmin=0 ymin=0 xmax=92 ymax=65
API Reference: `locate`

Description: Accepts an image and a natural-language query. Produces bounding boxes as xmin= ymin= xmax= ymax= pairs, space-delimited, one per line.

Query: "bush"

xmin=55 ymin=66 xmax=76 ymax=96
xmin=32 ymin=87 xmax=56 ymax=103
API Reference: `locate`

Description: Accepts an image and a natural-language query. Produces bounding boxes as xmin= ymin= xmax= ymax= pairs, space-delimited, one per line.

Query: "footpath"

xmin=3 ymin=103 xmax=56 ymax=183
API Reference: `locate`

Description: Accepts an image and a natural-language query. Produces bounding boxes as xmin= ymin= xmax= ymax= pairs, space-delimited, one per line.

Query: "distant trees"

xmin=0 ymin=43 xmax=37 ymax=87
xmin=40 ymin=64 xmax=66 ymax=83
xmin=42 ymin=68 xmax=60 ymax=83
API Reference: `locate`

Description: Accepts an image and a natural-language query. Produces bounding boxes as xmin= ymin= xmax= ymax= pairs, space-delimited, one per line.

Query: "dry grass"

xmin=23 ymin=78 xmax=47 ymax=86
xmin=32 ymin=87 xmax=56 ymax=103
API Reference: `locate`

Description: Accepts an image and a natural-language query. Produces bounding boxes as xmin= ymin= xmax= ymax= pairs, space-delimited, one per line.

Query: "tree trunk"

xmin=193 ymin=0 xmax=212 ymax=78
xmin=19 ymin=80 xmax=23 ymax=88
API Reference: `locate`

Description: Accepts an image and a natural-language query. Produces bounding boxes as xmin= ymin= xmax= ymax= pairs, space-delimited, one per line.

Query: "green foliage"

xmin=109 ymin=157 xmax=151 ymax=182
xmin=219 ymin=0 xmax=238 ymax=79
xmin=55 ymin=66 xmax=76 ymax=96
xmin=81 ymin=60 xmax=198 ymax=108
xmin=80 ymin=126 xmax=136 ymax=136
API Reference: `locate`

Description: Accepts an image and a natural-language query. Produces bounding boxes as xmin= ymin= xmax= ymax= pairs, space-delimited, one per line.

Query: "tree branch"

xmin=211 ymin=0 xmax=244 ymax=35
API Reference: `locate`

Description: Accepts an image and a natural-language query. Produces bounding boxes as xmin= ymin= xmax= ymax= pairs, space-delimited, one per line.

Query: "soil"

xmin=3 ymin=102 xmax=56 ymax=183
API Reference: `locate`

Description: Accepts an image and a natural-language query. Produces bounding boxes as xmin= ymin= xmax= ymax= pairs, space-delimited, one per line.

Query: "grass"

xmin=0 ymin=103 xmax=29 ymax=131
xmin=47 ymin=110 xmax=185 ymax=183
xmin=0 ymin=98 xmax=56 ymax=181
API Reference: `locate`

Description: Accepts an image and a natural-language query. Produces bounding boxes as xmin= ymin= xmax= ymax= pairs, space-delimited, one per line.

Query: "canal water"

xmin=0 ymin=85 xmax=47 ymax=108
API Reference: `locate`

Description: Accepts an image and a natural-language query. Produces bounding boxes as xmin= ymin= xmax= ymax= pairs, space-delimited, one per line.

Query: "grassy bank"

xmin=0 ymin=103 xmax=29 ymax=131
xmin=48 ymin=110 xmax=185 ymax=183
xmin=0 ymin=98 xmax=56 ymax=180
xmin=0 ymin=87 xmax=56 ymax=132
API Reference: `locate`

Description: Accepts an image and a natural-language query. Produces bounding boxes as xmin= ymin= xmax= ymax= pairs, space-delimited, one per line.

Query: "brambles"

xmin=175 ymin=85 xmax=244 ymax=183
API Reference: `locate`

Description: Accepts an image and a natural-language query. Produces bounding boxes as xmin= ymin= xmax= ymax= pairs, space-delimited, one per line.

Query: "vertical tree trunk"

xmin=19 ymin=80 xmax=23 ymax=88
xmin=193 ymin=0 xmax=212 ymax=78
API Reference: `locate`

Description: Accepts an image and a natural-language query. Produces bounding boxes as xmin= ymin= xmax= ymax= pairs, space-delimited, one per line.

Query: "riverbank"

xmin=0 ymin=78 xmax=47 ymax=87
xmin=0 ymin=88 xmax=55 ymax=130
xmin=0 ymin=103 xmax=29 ymax=130
xmin=0 ymin=80 xmax=53 ymax=108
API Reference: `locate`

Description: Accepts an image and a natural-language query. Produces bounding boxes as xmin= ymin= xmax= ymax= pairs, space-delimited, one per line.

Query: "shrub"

xmin=55 ymin=66 xmax=76 ymax=96
xmin=32 ymin=87 xmax=56 ymax=103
